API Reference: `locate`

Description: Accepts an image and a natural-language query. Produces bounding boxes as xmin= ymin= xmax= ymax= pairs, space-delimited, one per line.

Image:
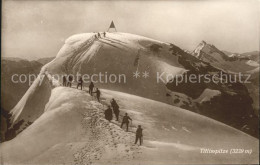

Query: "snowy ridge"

xmin=8 ymin=32 xmax=184 ymax=136
xmin=2 ymin=32 xmax=259 ymax=164
xmin=2 ymin=87 xmax=259 ymax=164
xmin=9 ymin=57 xmax=61 ymax=130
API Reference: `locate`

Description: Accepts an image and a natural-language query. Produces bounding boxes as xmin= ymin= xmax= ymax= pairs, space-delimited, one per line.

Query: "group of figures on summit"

xmin=94 ymin=32 xmax=106 ymax=39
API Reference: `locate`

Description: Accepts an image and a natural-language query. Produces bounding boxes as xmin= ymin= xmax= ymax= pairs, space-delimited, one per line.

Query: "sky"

xmin=2 ymin=0 xmax=259 ymax=60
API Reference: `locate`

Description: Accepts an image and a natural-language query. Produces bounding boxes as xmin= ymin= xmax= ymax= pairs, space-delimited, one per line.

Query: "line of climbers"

xmin=62 ymin=75 xmax=101 ymax=102
xmin=105 ymin=100 xmax=143 ymax=145
xmin=62 ymin=75 xmax=143 ymax=145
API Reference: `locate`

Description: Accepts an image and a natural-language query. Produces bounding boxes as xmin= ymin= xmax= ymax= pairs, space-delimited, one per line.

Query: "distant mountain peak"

xmin=201 ymin=40 xmax=207 ymax=45
xmin=192 ymin=40 xmax=208 ymax=58
xmin=190 ymin=40 xmax=259 ymax=73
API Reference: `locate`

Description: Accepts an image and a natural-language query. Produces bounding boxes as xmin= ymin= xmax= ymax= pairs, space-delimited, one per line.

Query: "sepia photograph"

xmin=0 ymin=0 xmax=259 ymax=164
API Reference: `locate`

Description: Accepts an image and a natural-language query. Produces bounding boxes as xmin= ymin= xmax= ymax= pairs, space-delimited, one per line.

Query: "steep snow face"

xmin=1 ymin=58 xmax=43 ymax=112
xmin=1 ymin=58 xmax=45 ymax=141
xmin=46 ymin=32 xmax=186 ymax=103
xmin=192 ymin=41 xmax=258 ymax=73
xmin=8 ymin=61 xmax=62 ymax=134
xmin=1 ymin=87 xmax=258 ymax=164
xmin=9 ymin=71 xmax=52 ymax=132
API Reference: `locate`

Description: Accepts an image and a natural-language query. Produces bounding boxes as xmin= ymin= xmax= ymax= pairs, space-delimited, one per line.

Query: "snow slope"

xmin=2 ymin=32 xmax=258 ymax=164
xmin=1 ymin=87 xmax=258 ymax=164
xmin=9 ymin=68 xmax=52 ymax=132
xmin=8 ymin=32 xmax=188 ymax=133
xmin=7 ymin=32 xmax=258 ymax=135
xmin=46 ymin=32 xmax=185 ymax=102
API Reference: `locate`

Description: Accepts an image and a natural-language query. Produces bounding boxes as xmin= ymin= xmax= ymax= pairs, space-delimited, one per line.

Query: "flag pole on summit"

xmin=107 ymin=21 xmax=117 ymax=32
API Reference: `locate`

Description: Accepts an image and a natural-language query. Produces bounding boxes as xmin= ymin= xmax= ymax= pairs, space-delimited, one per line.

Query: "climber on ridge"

xmin=104 ymin=105 xmax=113 ymax=122
xmin=77 ymin=76 xmax=83 ymax=90
xmin=62 ymin=75 xmax=67 ymax=86
xmin=135 ymin=125 xmax=143 ymax=145
xmin=111 ymin=98 xmax=120 ymax=121
xmin=89 ymin=81 xmax=94 ymax=96
xmin=93 ymin=87 xmax=101 ymax=102
xmin=121 ymin=113 xmax=132 ymax=132
xmin=67 ymin=75 xmax=73 ymax=87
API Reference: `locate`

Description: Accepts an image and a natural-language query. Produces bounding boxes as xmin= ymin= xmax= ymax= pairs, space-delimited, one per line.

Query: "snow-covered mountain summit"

xmin=1 ymin=32 xmax=258 ymax=164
